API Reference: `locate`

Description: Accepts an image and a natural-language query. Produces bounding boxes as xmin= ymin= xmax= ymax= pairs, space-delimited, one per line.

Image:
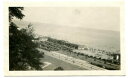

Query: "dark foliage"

xmin=40 ymin=40 xmax=73 ymax=52
xmin=9 ymin=7 xmax=25 ymax=22
xmin=54 ymin=66 xmax=64 ymax=70
xmin=47 ymin=37 xmax=78 ymax=49
xmin=9 ymin=7 xmax=44 ymax=70
xmin=9 ymin=22 xmax=44 ymax=70
xmin=39 ymin=37 xmax=79 ymax=52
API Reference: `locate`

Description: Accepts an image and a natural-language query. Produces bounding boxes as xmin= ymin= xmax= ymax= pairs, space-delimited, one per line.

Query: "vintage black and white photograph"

xmin=9 ymin=6 xmax=121 ymax=71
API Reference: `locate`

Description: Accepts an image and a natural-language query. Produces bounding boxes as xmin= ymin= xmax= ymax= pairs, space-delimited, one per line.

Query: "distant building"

xmin=38 ymin=37 xmax=48 ymax=42
xmin=32 ymin=36 xmax=48 ymax=44
xmin=78 ymin=45 xmax=88 ymax=50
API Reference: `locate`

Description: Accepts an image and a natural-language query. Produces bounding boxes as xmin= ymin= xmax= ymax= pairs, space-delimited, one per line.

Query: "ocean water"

xmin=34 ymin=23 xmax=120 ymax=51
xmin=14 ymin=21 xmax=120 ymax=52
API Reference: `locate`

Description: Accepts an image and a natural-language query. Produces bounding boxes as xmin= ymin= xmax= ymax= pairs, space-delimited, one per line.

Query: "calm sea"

xmin=14 ymin=21 xmax=120 ymax=52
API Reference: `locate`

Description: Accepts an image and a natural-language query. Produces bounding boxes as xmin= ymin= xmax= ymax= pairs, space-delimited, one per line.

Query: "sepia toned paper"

xmin=4 ymin=0 xmax=125 ymax=76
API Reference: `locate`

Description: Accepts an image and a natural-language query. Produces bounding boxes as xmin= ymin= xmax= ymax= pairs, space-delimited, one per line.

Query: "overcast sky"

xmin=21 ymin=7 xmax=120 ymax=31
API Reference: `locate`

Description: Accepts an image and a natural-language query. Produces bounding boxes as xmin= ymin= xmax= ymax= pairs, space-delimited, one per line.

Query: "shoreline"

xmin=36 ymin=36 xmax=120 ymax=70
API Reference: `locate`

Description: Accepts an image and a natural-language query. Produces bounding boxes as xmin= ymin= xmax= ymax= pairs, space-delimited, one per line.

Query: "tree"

xmin=9 ymin=7 xmax=44 ymax=70
xmin=54 ymin=66 xmax=64 ymax=70
xmin=9 ymin=7 xmax=24 ymax=22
